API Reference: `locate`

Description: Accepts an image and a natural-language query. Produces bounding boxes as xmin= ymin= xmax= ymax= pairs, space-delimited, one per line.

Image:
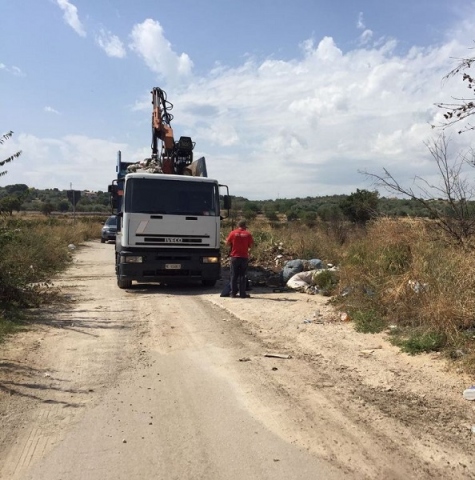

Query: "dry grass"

xmin=0 ymin=215 xmax=103 ymax=310
xmin=223 ymin=218 xmax=362 ymax=268
xmin=226 ymin=216 xmax=475 ymax=370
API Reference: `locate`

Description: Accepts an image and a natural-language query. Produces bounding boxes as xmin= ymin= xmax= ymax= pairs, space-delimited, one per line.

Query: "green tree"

xmin=301 ymin=210 xmax=317 ymax=227
xmin=244 ymin=201 xmax=259 ymax=213
xmin=0 ymin=195 xmax=22 ymax=215
xmin=263 ymin=205 xmax=278 ymax=221
xmin=242 ymin=207 xmax=257 ymax=220
xmin=286 ymin=211 xmax=299 ymax=222
xmin=340 ymin=189 xmax=379 ymax=224
xmin=5 ymin=184 xmax=28 ymax=195
xmin=0 ymin=131 xmax=22 ymax=177
xmin=40 ymin=202 xmax=54 ymax=216
xmin=58 ymin=199 xmax=71 ymax=212
xmin=317 ymin=204 xmax=343 ymax=222
xmin=242 ymin=201 xmax=258 ymax=220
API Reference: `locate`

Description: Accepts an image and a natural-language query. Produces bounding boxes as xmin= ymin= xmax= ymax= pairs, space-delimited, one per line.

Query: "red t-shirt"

xmin=226 ymin=228 xmax=253 ymax=258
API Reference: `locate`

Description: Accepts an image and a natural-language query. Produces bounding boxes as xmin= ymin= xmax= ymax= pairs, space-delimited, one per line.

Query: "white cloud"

xmin=44 ymin=106 xmax=60 ymax=114
xmin=6 ymin=14 xmax=475 ymax=200
xmin=356 ymin=12 xmax=373 ymax=45
xmin=0 ymin=134 xmax=131 ymax=191
xmin=56 ymin=0 xmax=86 ymax=37
xmin=195 ymin=122 xmax=240 ymax=147
xmin=164 ymin=33 xmax=474 ymax=199
xmin=129 ymin=19 xmax=193 ymax=81
xmin=359 ymin=29 xmax=373 ymax=45
xmin=0 ymin=63 xmax=25 ymax=76
xmin=96 ymin=29 xmax=126 ymax=58
xmin=357 ymin=12 xmax=366 ymax=30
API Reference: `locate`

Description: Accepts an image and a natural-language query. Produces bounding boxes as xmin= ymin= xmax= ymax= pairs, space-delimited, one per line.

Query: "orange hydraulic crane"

xmin=151 ymin=87 xmax=194 ymax=175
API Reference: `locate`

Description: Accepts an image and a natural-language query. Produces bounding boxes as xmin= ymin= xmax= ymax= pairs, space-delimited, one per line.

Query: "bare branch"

xmin=435 ymin=52 xmax=475 ymax=133
xmin=361 ymin=134 xmax=475 ymax=246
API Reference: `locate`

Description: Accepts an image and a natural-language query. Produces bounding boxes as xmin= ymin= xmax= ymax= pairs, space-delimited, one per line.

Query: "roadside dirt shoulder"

xmin=0 ymin=243 xmax=144 ymax=479
xmin=202 ymin=283 xmax=475 ymax=478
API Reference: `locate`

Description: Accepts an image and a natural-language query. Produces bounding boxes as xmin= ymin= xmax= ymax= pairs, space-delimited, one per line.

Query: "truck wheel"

xmin=202 ymin=279 xmax=217 ymax=288
xmin=101 ymin=238 xmax=105 ymax=243
xmin=117 ymin=277 xmax=132 ymax=289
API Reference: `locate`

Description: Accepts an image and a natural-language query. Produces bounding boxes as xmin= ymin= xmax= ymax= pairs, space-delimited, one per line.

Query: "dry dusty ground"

xmin=0 ymin=241 xmax=474 ymax=479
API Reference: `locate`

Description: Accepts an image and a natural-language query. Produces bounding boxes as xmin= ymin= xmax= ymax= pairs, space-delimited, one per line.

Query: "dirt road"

xmin=0 ymin=241 xmax=474 ymax=479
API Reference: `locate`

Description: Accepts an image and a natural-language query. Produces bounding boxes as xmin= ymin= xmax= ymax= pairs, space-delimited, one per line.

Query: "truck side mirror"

xmin=223 ymin=195 xmax=231 ymax=210
xmin=108 ymin=184 xmax=118 ymax=211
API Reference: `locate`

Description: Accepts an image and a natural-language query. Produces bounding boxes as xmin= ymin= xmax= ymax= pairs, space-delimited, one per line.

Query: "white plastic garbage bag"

xmin=286 ymin=270 xmax=316 ymax=289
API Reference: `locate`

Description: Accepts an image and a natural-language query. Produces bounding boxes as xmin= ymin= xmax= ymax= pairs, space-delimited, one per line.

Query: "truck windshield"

xmin=124 ymin=178 xmax=219 ymax=216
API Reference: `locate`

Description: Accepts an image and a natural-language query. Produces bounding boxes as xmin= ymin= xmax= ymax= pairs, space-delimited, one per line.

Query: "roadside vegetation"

xmin=3 ymin=210 xmax=475 ymax=375
xmin=0 ymin=215 xmax=104 ymax=342
xmin=222 ymin=214 xmax=475 ymax=373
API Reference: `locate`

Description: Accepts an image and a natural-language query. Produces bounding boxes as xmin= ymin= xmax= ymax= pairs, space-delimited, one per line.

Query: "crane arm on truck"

xmin=108 ymin=87 xmax=210 ymax=214
xmin=151 ymin=87 xmax=195 ymax=175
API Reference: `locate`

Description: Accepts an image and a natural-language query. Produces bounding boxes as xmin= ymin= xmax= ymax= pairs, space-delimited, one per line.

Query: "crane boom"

xmin=151 ymin=87 xmax=194 ymax=175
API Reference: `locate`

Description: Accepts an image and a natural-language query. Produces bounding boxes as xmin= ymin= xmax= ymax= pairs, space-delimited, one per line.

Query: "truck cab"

xmin=114 ymin=173 xmax=224 ymax=289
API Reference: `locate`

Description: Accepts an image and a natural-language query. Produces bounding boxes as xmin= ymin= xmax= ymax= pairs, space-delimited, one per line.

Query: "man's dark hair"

xmin=237 ymin=219 xmax=247 ymax=228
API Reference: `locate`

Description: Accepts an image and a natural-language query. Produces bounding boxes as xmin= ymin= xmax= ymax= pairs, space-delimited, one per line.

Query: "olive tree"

xmin=339 ymin=189 xmax=379 ymax=224
xmin=0 ymin=195 xmax=22 ymax=216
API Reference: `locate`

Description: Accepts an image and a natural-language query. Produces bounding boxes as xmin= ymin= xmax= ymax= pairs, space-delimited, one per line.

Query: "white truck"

xmin=109 ymin=88 xmax=230 ymax=289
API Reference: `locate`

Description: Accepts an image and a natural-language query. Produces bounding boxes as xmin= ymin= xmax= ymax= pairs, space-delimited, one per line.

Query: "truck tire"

xmin=202 ymin=279 xmax=217 ymax=288
xmin=101 ymin=238 xmax=105 ymax=243
xmin=117 ymin=277 xmax=132 ymax=289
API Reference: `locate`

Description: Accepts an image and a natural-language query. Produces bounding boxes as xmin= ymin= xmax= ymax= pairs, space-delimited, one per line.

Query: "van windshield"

xmin=124 ymin=178 xmax=219 ymax=216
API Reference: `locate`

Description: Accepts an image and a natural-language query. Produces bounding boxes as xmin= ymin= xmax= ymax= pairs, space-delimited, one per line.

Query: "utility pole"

xmin=70 ymin=182 xmax=76 ymax=219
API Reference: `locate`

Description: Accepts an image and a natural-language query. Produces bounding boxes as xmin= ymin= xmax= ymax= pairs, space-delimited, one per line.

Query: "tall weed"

xmin=0 ymin=216 xmax=102 ymax=309
xmin=337 ymin=218 xmax=475 ymax=340
xmin=199 ymin=215 xmax=475 ymax=370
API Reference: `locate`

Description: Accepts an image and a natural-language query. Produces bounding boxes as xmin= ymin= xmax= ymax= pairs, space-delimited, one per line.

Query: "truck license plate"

xmin=165 ymin=264 xmax=181 ymax=270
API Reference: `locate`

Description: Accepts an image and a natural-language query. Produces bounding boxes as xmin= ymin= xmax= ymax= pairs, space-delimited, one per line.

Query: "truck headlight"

xmin=202 ymin=256 xmax=219 ymax=264
xmin=121 ymin=255 xmax=143 ymax=263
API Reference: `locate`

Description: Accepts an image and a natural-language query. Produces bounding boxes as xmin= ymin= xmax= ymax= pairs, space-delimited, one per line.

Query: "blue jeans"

xmin=230 ymin=257 xmax=248 ymax=298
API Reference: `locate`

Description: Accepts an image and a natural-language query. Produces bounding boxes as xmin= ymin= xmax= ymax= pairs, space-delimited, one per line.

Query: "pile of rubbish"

xmin=245 ymin=258 xmax=338 ymax=296
xmin=282 ymin=259 xmax=338 ymax=295
xmin=127 ymin=158 xmax=163 ymax=174
xmin=126 ymin=156 xmax=208 ymax=176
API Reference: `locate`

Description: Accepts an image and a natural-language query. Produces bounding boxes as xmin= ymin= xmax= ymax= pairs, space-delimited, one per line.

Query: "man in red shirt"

xmin=226 ymin=219 xmax=254 ymax=298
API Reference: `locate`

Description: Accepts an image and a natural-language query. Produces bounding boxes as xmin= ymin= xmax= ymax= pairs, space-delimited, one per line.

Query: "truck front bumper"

xmin=116 ymin=248 xmax=221 ymax=284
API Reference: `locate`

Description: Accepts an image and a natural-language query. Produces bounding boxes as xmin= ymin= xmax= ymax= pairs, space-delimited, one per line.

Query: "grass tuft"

xmin=390 ymin=329 xmax=446 ymax=355
xmin=351 ymin=309 xmax=387 ymax=334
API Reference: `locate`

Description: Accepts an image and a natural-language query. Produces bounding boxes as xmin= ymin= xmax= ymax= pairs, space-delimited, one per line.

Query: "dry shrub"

xmin=0 ymin=216 xmax=102 ymax=308
xmin=250 ymin=219 xmax=360 ymax=266
xmin=339 ymin=217 xmax=475 ymax=337
xmin=220 ymin=216 xmax=367 ymax=277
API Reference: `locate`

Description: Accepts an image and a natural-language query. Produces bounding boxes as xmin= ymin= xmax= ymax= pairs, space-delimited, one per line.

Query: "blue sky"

xmin=1 ymin=0 xmax=474 ymax=199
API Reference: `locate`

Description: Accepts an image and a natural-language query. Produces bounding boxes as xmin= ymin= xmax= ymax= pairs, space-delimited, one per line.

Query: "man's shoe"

xmin=240 ymin=294 xmax=251 ymax=299
xmin=230 ymin=294 xmax=237 ymax=298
